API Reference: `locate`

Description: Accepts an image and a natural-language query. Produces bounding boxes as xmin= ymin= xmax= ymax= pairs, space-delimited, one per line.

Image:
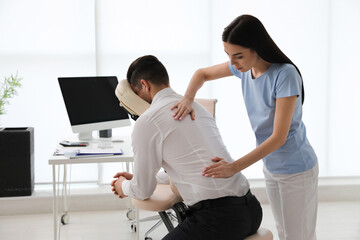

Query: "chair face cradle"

xmin=115 ymin=79 xmax=150 ymax=120
xmin=115 ymin=79 xmax=272 ymax=239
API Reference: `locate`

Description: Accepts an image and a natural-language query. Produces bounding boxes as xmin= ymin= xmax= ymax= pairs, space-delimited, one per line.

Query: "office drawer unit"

xmin=0 ymin=127 xmax=34 ymax=197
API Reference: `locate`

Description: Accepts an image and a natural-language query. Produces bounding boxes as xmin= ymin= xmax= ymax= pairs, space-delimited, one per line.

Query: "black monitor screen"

xmin=58 ymin=76 xmax=129 ymax=126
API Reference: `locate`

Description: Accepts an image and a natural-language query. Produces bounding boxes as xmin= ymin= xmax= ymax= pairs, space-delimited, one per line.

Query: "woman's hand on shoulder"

xmin=171 ymin=96 xmax=195 ymax=120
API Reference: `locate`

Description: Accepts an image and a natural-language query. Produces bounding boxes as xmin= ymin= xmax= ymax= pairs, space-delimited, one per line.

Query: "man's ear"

xmin=140 ymin=79 xmax=151 ymax=92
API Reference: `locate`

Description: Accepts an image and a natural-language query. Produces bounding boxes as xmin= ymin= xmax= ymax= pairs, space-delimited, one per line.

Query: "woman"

xmin=171 ymin=15 xmax=318 ymax=240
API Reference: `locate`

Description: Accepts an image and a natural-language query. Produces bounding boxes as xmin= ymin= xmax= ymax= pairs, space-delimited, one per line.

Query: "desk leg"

xmin=135 ymin=207 xmax=140 ymax=240
xmin=63 ymin=164 xmax=67 ymax=212
xmin=126 ymin=162 xmax=139 ymax=240
xmin=62 ymin=164 xmax=69 ymax=225
xmin=126 ymin=162 xmax=129 ymax=172
xmin=125 ymin=162 xmax=131 ymax=209
xmin=52 ymin=164 xmax=58 ymax=240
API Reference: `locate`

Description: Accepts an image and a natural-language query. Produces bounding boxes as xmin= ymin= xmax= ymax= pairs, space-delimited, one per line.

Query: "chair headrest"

xmin=115 ymin=79 xmax=150 ymax=120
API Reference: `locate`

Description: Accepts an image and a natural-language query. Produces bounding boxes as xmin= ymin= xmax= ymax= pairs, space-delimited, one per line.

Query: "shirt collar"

xmin=152 ymin=87 xmax=175 ymax=104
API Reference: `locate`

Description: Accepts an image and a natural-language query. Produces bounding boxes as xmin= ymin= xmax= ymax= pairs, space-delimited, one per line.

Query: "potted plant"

xmin=0 ymin=72 xmax=34 ymax=197
xmin=0 ymin=72 xmax=22 ymax=120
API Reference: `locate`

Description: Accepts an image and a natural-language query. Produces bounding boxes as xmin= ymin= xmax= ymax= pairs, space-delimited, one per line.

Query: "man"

xmin=111 ymin=55 xmax=262 ymax=239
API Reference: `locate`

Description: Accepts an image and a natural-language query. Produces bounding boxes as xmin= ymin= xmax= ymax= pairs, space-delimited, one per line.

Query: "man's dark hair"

xmin=126 ymin=55 xmax=169 ymax=89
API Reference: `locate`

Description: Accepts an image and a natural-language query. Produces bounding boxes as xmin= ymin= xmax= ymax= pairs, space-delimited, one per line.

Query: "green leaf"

xmin=0 ymin=72 xmax=23 ymax=115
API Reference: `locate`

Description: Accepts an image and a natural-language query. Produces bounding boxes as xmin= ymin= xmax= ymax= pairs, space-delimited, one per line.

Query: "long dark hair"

xmin=222 ymin=15 xmax=304 ymax=104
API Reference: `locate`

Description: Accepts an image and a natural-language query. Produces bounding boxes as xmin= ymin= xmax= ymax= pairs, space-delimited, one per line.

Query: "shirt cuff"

xmin=121 ymin=179 xmax=130 ymax=196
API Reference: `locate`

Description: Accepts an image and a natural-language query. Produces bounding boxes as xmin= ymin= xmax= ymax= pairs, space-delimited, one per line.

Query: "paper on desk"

xmin=54 ymin=148 xmax=123 ymax=157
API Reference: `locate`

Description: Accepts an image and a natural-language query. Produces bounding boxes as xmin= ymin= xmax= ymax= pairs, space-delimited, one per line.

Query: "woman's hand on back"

xmin=202 ymin=157 xmax=237 ymax=178
xmin=171 ymin=96 xmax=195 ymax=120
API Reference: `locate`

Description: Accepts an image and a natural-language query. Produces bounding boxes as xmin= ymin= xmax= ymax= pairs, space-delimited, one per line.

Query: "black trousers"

xmin=162 ymin=190 xmax=262 ymax=240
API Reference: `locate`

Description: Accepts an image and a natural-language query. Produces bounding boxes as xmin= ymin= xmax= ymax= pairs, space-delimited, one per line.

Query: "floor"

xmin=0 ymin=201 xmax=359 ymax=240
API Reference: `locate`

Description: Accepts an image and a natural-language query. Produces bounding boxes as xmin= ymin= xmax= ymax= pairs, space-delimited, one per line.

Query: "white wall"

xmin=0 ymin=0 xmax=99 ymax=182
xmin=0 ymin=0 xmax=359 ymax=183
xmin=327 ymin=0 xmax=360 ymax=175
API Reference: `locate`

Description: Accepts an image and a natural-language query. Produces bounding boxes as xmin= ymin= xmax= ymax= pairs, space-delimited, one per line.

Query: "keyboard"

xmin=97 ymin=141 xmax=113 ymax=149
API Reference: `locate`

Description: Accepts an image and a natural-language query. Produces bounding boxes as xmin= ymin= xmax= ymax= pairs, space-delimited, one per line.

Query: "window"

xmin=1 ymin=0 xmax=359 ymax=184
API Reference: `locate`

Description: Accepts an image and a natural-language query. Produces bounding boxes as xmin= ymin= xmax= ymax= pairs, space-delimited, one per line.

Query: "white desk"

xmin=48 ymin=136 xmax=139 ymax=240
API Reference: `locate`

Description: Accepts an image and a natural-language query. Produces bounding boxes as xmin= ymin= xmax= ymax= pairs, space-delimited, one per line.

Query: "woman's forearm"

xmin=184 ymin=62 xmax=232 ymax=101
xmin=232 ymin=134 xmax=286 ymax=173
xmin=233 ymin=96 xmax=297 ymax=173
xmin=183 ymin=69 xmax=206 ymax=101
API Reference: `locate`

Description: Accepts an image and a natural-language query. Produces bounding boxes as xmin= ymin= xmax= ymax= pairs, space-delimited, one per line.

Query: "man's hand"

xmin=113 ymin=172 xmax=133 ymax=180
xmin=111 ymin=172 xmax=133 ymax=198
xmin=111 ymin=176 xmax=128 ymax=198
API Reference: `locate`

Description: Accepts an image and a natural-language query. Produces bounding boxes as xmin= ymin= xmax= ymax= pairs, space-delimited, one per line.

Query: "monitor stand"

xmin=77 ymin=129 xmax=114 ymax=141
xmin=99 ymin=129 xmax=112 ymax=138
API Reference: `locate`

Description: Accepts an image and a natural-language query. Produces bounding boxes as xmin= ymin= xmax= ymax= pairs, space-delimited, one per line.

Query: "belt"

xmin=185 ymin=189 xmax=254 ymax=217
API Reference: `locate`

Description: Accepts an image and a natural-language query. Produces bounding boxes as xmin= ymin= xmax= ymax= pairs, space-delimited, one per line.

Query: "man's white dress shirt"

xmin=122 ymin=87 xmax=249 ymax=206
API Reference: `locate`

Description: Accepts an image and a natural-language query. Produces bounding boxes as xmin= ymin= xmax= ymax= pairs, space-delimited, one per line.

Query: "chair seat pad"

xmin=131 ymin=184 xmax=183 ymax=212
xmin=244 ymin=227 xmax=273 ymax=240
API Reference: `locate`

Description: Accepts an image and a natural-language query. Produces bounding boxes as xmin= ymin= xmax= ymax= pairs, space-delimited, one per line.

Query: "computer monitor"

xmin=58 ymin=76 xmax=131 ymax=140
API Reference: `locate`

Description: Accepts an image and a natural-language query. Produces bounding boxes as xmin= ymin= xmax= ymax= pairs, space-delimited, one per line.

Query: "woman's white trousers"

xmin=263 ymin=163 xmax=319 ymax=240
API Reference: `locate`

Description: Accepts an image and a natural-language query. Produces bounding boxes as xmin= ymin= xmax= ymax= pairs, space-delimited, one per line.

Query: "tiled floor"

xmin=0 ymin=201 xmax=359 ymax=240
